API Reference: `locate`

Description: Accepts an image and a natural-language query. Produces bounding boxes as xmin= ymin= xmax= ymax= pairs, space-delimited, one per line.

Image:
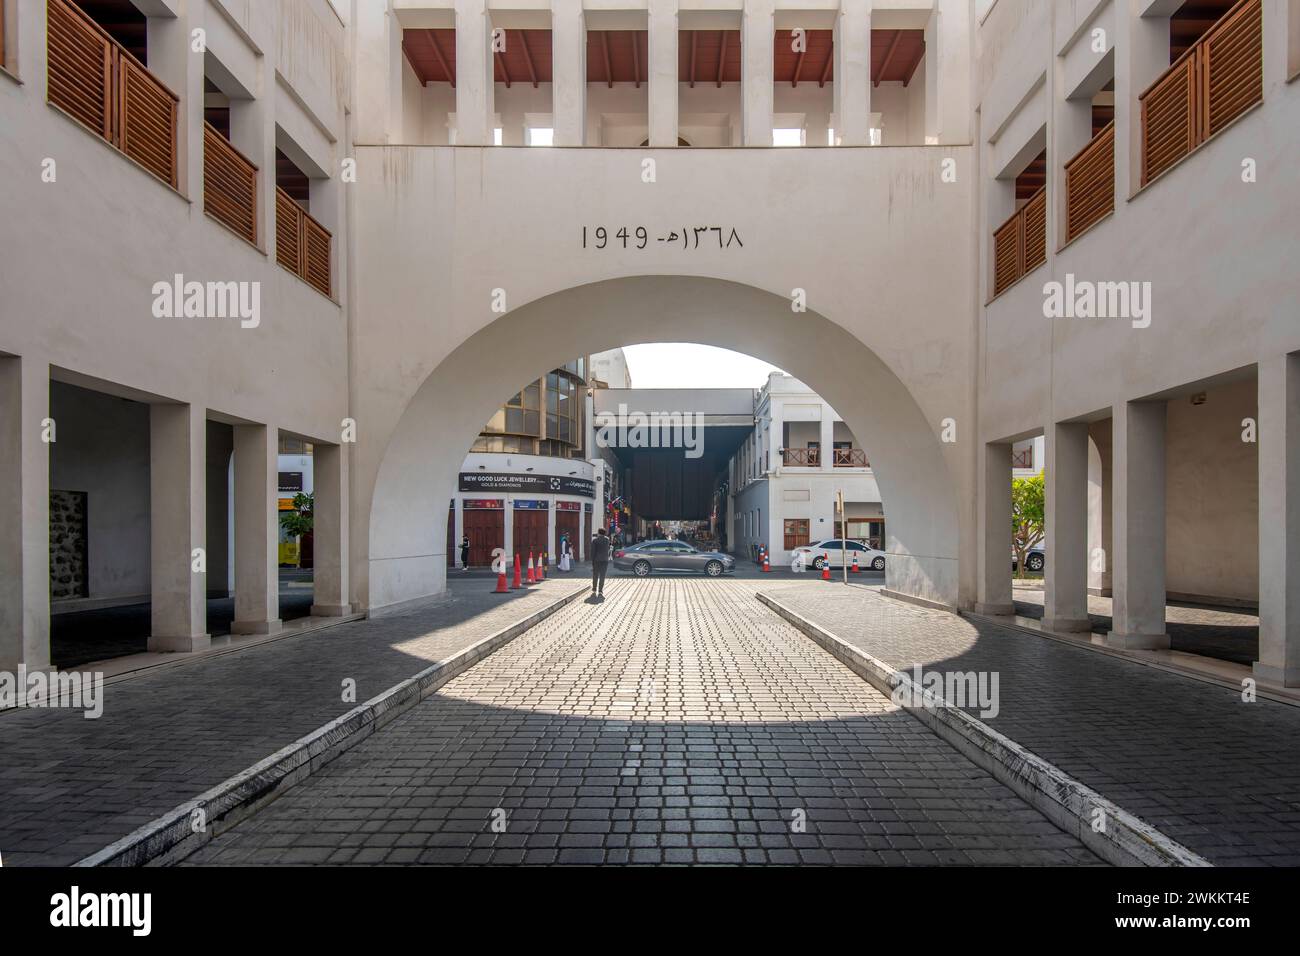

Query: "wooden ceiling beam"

xmin=633 ymin=31 xmax=642 ymax=88
xmin=427 ymin=30 xmax=454 ymax=88
xmin=875 ymin=29 xmax=902 ymax=86
xmin=689 ymin=31 xmax=698 ymax=88
xmin=495 ymin=49 xmax=511 ymax=88
xmin=717 ymin=31 xmax=727 ymax=87
xmin=519 ymin=30 xmax=538 ymax=87
xmin=601 ymin=30 xmax=613 ymax=88
xmin=792 ymin=46 xmax=805 ymax=88
xmin=903 ymin=38 xmax=924 ymax=87
xmin=819 ymin=44 xmax=833 ymax=87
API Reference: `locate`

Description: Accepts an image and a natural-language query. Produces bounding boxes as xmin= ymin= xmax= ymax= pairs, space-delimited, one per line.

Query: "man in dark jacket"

xmin=590 ymin=527 xmax=611 ymax=596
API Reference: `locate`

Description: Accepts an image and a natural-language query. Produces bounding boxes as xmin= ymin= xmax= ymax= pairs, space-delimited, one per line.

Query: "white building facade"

xmin=0 ymin=0 xmax=1296 ymax=686
xmin=730 ymin=374 xmax=883 ymax=566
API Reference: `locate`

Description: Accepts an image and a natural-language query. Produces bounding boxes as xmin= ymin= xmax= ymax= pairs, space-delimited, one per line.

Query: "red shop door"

xmin=556 ymin=511 xmax=581 ymax=557
xmin=462 ymin=508 xmax=504 ymax=567
xmin=513 ymin=508 xmax=548 ymax=560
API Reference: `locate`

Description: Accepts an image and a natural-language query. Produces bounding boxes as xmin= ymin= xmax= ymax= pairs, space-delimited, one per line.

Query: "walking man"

xmin=590 ymin=526 xmax=611 ymax=597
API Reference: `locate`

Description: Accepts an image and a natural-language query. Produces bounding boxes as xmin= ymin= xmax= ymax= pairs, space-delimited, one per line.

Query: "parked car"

xmin=1012 ymin=546 xmax=1046 ymax=572
xmin=612 ymin=540 xmax=737 ymax=577
xmin=791 ymin=539 xmax=886 ymax=572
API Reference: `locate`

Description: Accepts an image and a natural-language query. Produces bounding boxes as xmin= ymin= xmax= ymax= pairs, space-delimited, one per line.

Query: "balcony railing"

xmin=204 ymin=122 xmax=258 ymax=245
xmin=47 ymin=0 xmax=178 ymax=188
xmin=1011 ymin=448 xmax=1034 ymax=470
xmin=992 ymin=186 xmax=1047 ymax=298
xmin=832 ymin=448 xmax=869 ymax=467
xmin=782 ymin=448 xmax=820 ymax=467
xmin=276 ymin=186 xmax=332 ymax=298
xmin=1064 ymin=120 xmax=1115 ymax=244
xmin=1139 ymin=0 xmax=1262 ymax=187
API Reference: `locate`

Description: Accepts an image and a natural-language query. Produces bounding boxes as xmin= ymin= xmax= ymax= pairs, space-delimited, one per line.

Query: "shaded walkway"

xmin=767 ymin=583 xmax=1300 ymax=865
xmin=0 ymin=577 xmax=586 ymax=865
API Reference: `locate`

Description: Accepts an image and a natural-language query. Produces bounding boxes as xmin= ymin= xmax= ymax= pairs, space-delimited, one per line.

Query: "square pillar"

xmin=741 ymin=0 xmax=774 ymax=145
xmin=1255 ymin=354 xmax=1300 ymax=686
xmin=553 ymin=0 xmax=587 ymax=146
xmin=312 ymin=443 xmax=351 ymax=617
xmin=833 ymin=0 xmax=871 ymax=146
xmin=150 ymin=403 xmax=209 ymax=653
xmin=647 ymin=1 xmax=679 ymax=147
xmin=147 ymin=7 xmax=204 ymax=197
xmin=976 ymin=441 xmax=1014 ymax=615
xmin=205 ymin=424 xmax=233 ymax=598
xmin=1107 ymin=400 xmax=1169 ymax=649
xmin=1088 ymin=420 xmax=1113 ymax=595
xmin=0 ymin=356 xmax=51 ymax=670
xmin=231 ymin=424 xmax=281 ymax=635
xmin=455 ymin=0 xmax=495 ymax=146
xmin=1044 ymin=422 xmax=1091 ymax=631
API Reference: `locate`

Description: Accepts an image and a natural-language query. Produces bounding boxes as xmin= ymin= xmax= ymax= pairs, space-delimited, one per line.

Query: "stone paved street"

xmin=0 ymin=577 xmax=586 ymax=866
xmin=185 ymin=579 xmax=1099 ymax=866
xmin=767 ymin=583 xmax=1300 ymax=865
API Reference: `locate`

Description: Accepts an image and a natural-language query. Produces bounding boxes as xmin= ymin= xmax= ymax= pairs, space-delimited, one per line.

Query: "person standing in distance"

xmin=459 ymin=534 xmax=470 ymax=572
xmin=590 ymin=527 xmax=611 ymax=597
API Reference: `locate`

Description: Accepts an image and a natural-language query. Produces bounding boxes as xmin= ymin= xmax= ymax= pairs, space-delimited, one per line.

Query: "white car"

xmin=792 ymin=539 xmax=886 ymax=572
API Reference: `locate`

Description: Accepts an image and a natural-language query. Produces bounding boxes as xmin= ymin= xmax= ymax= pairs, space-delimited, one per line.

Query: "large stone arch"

xmin=361 ymin=276 xmax=962 ymax=611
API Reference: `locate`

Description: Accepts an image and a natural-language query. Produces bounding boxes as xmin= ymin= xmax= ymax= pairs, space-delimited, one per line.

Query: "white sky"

xmin=622 ymin=344 xmax=784 ymax=389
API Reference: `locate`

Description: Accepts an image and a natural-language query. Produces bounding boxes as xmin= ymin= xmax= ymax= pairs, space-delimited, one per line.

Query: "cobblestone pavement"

xmin=186 ymin=579 xmax=1099 ymax=866
xmin=0 ymin=577 xmax=586 ymax=866
xmin=1010 ymin=585 xmax=1259 ymax=667
xmin=765 ymin=583 xmax=1300 ymax=865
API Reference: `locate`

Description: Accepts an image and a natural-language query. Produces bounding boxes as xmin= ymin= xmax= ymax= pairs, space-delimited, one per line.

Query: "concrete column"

xmin=553 ymin=0 xmax=587 ymax=146
xmin=504 ymin=500 xmax=515 ymax=559
xmin=976 ymin=441 xmax=1014 ymax=615
xmin=1255 ymin=354 xmax=1300 ymax=686
xmin=647 ymin=1 xmax=679 ymax=146
xmin=352 ymin=0 xmax=403 ymax=142
xmin=547 ymin=503 xmax=557 ymax=565
xmin=311 ymin=443 xmax=351 ymax=617
xmin=1107 ymin=401 xmax=1169 ymax=649
xmin=205 ymin=424 xmax=233 ymax=598
xmin=1044 ymin=422 xmax=1091 ymax=631
xmin=1088 ymin=421 xmax=1113 ymax=595
xmin=147 ymin=7 xmax=204 ymax=197
xmin=1115 ymin=4 xmax=1170 ymax=199
xmin=231 ymin=424 xmax=280 ymax=634
xmin=0 ymin=356 xmax=50 ymax=670
xmin=228 ymin=50 xmax=275 ymax=256
xmin=833 ymin=0 xmax=871 ymax=146
xmin=455 ymin=0 xmax=495 ymax=146
xmin=925 ymin=0 xmax=972 ymax=145
xmin=741 ymin=0 xmax=775 ymax=145
xmin=819 ymin=413 xmax=834 ymax=471
xmin=150 ymin=403 xmax=209 ymax=653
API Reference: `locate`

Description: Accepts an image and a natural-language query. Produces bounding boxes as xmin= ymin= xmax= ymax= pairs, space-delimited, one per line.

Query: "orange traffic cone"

xmin=851 ymin=554 xmax=860 ymax=573
xmin=762 ymin=551 xmax=771 ymax=573
xmin=494 ymin=563 xmax=510 ymax=593
xmin=822 ymin=554 xmax=832 ymax=581
xmin=526 ymin=552 xmax=536 ymax=584
xmin=512 ymin=554 xmax=523 ymax=589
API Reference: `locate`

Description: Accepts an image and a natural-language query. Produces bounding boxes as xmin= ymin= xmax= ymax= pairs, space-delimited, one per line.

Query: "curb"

xmin=76 ymin=585 xmax=587 ymax=867
xmin=757 ymin=591 xmax=1212 ymax=868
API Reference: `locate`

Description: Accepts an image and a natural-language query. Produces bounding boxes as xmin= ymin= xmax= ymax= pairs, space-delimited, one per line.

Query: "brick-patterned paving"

xmin=186 ymin=579 xmax=1099 ymax=865
xmin=0 ymin=578 xmax=586 ymax=866
xmin=765 ymin=583 xmax=1300 ymax=865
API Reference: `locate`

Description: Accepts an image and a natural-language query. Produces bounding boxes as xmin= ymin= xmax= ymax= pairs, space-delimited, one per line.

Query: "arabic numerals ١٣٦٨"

xmin=581 ymin=225 xmax=744 ymax=251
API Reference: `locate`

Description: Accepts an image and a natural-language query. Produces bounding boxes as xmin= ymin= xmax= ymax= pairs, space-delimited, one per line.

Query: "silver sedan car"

xmin=612 ymin=540 xmax=737 ymax=577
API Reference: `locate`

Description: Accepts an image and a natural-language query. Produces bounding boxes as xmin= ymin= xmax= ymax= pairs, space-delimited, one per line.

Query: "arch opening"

xmin=361 ymin=276 xmax=961 ymax=612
